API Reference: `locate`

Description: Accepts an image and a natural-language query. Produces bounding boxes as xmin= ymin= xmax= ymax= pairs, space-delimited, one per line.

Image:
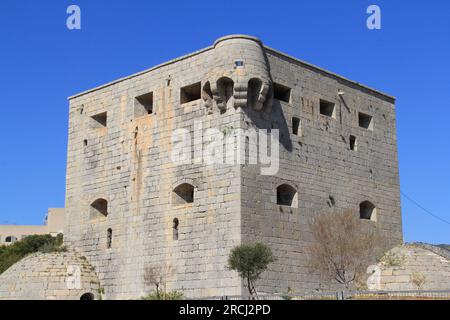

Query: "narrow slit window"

xmin=134 ymin=92 xmax=153 ymax=117
xmin=106 ymin=228 xmax=112 ymax=249
xmin=180 ymin=82 xmax=201 ymax=104
xmin=273 ymin=83 xmax=291 ymax=103
xmin=328 ymin=195 xmax=336 ymax=207
xmin=173 ymin=218 xmax=179 ymax=240
xmin=349 ymin=135 xmax=357 ymax=151
xmin=320 ymin=100 xmax=335 ymax=118
xmin=359 ymin=112 xmax=373 ymax=130
xmin=292 ymin=117 xmax=301 ymax=136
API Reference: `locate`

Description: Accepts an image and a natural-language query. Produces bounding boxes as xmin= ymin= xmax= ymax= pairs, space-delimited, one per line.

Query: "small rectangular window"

xmin=349 ymin=135 xmax=357 ymax=151
xmin=273 ymin=83 xmax=291 ymax=103
xmin=359 ymin=112 xmax=373 ymax=130
xmin=134 ymin=92 xmax=153 ymax=117
xmin=320 ymin=99 xmax=335 ymax=118
xmin=91 ymin=112 xmax=107 ymax=128
xmin=292 ymin=117 xmax=301 ymax=136
xmin=234 ymin=60 xmax=244 ymax=67
xmin=180 ymin=82 xmax=201 ymax=104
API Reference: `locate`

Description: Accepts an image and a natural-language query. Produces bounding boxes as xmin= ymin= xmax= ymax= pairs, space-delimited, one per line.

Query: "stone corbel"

xmin=233 ymin=79 xmax=248 ymax=109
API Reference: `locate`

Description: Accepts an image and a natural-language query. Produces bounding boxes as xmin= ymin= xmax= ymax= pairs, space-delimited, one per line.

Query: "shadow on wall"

xmin=241 ymin=98 xmax=293 ymax=153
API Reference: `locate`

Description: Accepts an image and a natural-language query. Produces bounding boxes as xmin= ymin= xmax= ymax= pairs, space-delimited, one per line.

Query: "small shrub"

xmin=143 ymin=264 xmax=175 ymax=299
xmin=38 ymin=242 xmax=67 ymax=253
xmin=281 ymin=287 xmax=293 ymax=300
xmin=141 ymin=290 xmax=184 ymax=300
xmin=379 ymin=251 xmax=404 ymax=267
xmin=97 ymin=287 xmax=105 ymax=300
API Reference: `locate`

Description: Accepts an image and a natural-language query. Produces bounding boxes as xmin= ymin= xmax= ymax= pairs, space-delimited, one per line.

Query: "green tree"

xmin=228 ymin=242 xmax=275 ymax=296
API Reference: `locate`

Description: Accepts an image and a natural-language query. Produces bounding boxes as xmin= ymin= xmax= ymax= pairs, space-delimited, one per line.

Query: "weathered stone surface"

xmin=374 ymin=244 xmax=450 ymax=291
xmin=63 ymin=35 xmax=402 ymax=299
xmin=0 ymin=251 xmax=100 ymax=300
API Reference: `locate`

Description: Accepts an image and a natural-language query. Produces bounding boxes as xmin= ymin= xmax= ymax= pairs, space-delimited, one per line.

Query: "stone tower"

xmin=65 ymin=35 xmax=402 ymax=299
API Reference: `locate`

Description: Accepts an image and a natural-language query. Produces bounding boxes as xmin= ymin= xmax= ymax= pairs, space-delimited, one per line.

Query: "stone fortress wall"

xmin=240 ymin=43 xmax=402 ymax=293
xmin=64 ymin=35 xmax=403 ymax=299
xmin=375 ymin=244 xmax=450 ymax=291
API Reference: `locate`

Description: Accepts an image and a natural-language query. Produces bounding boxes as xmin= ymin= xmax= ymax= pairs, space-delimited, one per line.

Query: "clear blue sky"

xmin=0 ymin=1 xmax=448 ymax=244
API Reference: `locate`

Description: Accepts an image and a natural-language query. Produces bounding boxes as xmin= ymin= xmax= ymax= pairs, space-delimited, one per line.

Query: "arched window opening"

xmin=217 ymin=77 xmax=234 ymax=109
xmin=172 ymin=183 xmax=194 ymax=205
xmin=360 ymin=201 xmax=376 ymax=221
xmin=107 ymin=228 xmax=112 ymax=249
xmin=5 ymin=236 xmax=17 ymax=243
xmin=80 ymin=292 xmax=95 ymax=300
xmin=173 ymin=218 xmax=179 ymax=241
xmin=248 ymin=78 xmax=263 ymax=109
xmin=276 ymin=184 xmax=298 ymax=207
xmin=90 ymin=198 xmax=108 ymax=219
xmin=349 ymin=135 xmax=357 ymax=151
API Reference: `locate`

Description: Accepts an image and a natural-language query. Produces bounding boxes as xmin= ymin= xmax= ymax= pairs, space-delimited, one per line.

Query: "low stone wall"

xmin=1 ymin=243 xmax=448 ymax=299
xmin=0 ymin=251 xmax=100 ymax=300
xmin=374 ymin=244 xmax=450 ymax=291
